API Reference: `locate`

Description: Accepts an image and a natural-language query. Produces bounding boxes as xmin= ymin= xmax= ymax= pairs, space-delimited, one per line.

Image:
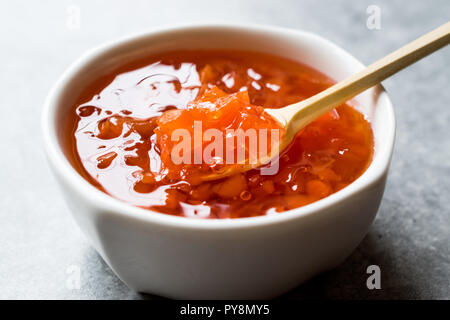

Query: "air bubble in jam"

xmin=77 ymin=105 xmax=101 ymax=117
xmin=68 ymin=50 xmax=374 ymax=219
xmin=96 ymin=151 xmax=117 ymax=169
xmin=240 ymin=190 xmax=252 ymax=201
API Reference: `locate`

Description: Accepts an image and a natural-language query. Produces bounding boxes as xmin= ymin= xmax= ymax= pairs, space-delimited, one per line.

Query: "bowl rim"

xmin=41 ymin=22 xmax=396 ymax=230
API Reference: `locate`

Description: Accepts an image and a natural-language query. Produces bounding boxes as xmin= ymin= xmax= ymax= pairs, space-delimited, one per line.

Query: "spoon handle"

xmin=274 ymin=21 xmax=450 ymax=135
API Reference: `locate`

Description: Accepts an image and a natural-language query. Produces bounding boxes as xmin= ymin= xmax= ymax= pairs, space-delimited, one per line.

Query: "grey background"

xmin=0 ymin=0 xmax=449 ymax=299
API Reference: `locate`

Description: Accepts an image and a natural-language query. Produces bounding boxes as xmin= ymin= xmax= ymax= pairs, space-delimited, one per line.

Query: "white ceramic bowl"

xmin=42 ymin=23 xmax=395 ymax=299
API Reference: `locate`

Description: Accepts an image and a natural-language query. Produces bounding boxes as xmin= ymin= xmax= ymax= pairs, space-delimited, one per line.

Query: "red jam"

xmin=155 ymin=85 xmax=284 ymax=183
xmin=64 ymin=50 xmax=374 ymax=219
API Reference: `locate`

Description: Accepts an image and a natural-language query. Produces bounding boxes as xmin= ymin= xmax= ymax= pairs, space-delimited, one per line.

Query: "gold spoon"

xmin=202 ymin=22 xmax=450 ymax=181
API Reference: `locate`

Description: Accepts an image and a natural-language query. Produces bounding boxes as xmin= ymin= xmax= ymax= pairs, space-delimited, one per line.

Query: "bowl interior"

xmin=46 ymin=24 xmax=395 ymax=226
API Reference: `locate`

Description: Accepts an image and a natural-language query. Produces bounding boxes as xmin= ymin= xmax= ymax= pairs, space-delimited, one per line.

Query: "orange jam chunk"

xmin=67 ymin=50 xmax=374 ymax=219
xmin=155 ymin=86 xmax=284 ymax=183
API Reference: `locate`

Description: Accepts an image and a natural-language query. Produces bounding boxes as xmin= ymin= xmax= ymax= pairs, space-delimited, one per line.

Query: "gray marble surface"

xmin=0 ymin=0 xmax=449 ymax=300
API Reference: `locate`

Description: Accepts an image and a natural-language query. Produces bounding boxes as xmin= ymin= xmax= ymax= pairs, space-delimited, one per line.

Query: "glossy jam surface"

xmin=155 ymin=85 xmax=284 ymax=183
xmin=66 ymin=50 xmax=374 ymax=219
